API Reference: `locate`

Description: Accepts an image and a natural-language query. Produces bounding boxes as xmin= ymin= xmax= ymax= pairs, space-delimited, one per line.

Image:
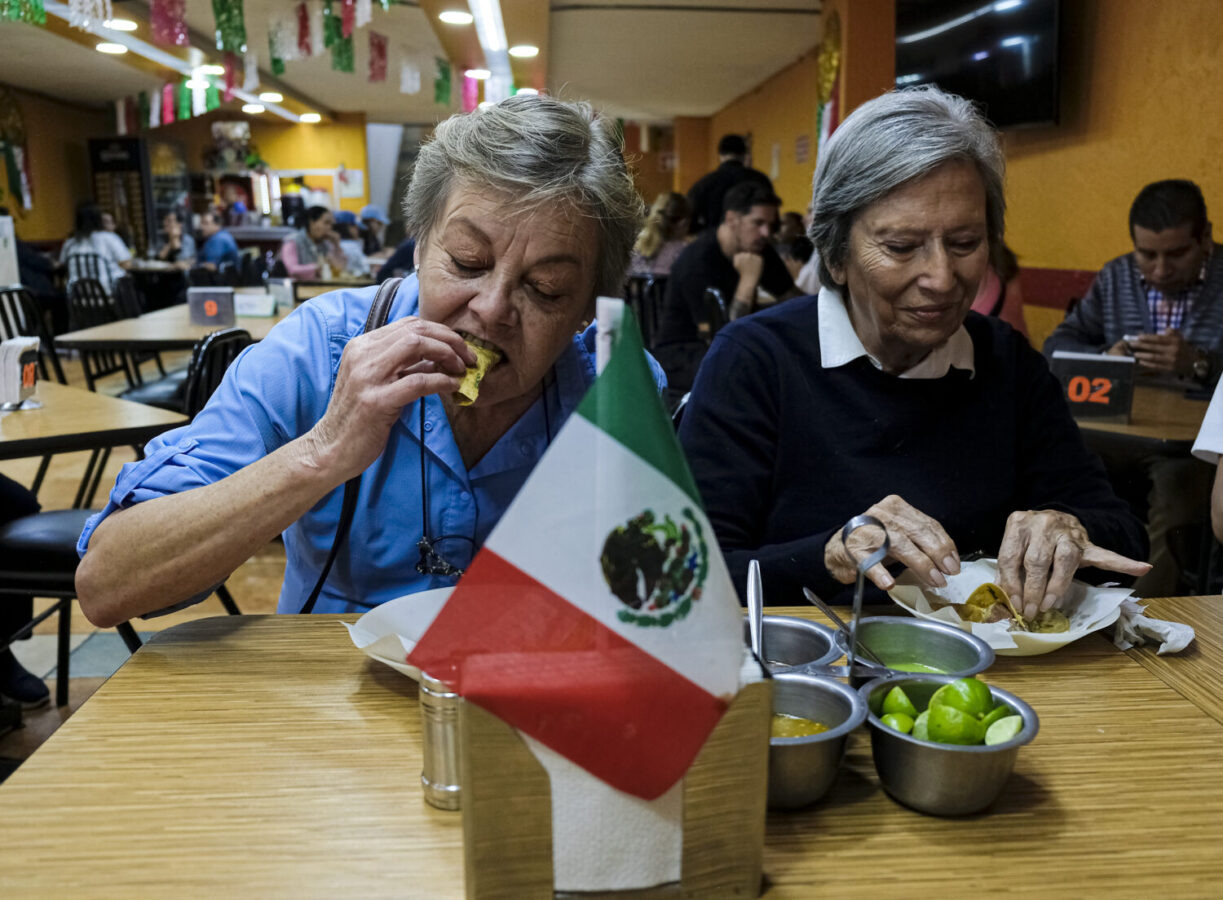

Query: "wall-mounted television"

xmin=895 ymin=0 xmax=1060 ymax=129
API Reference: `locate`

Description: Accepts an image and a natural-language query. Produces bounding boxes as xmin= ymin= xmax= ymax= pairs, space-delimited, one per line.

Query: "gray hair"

xmin=404 ymin=94 xmax=643 ymax=297
xmin=808 ymin=86 xmax=1006 ymax=293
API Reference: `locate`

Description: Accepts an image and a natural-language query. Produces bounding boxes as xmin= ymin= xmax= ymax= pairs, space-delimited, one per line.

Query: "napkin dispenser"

xmin=458 ymin=678 xmax=771 ymax=900
xmin=0 ymin=336 xmax=38 ymax=406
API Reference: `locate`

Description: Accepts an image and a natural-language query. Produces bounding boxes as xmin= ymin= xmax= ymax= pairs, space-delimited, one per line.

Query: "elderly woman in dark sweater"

xmin=679 ymin=86 xmax=1150 ymax=615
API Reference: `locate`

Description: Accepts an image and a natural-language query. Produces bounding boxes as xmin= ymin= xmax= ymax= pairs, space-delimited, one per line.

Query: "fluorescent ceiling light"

xmin=465 ymin=68 xmax=491 ymax=80
xmin=300 ymin=113 xmax=322 ymax=123
xmin=259 ymin=92 xmax=284 ymax=102
xmin=438 ymin=10 xmax=474 ymax=25
xmin=994 ymin=0 xmax=1023 ymax=10
xmin=185 ymin=78 xmax=208 ymax=89
xmin=1000 ymin=36 xmax=1026 ymax=46
xmin=198 ymin=64 xmax=225 ymax=75
xmin=508 ymin=44 xmax=538 ymax=58
xmin=103 ymin=18 xmax=137 ymax=31
xmin=96 ymin=42 xmax=127 ymax=54
xmin=242 ymin=104 xmax=265 ymax=114
xmin=515 ymin=87 xmax=538 ymax=95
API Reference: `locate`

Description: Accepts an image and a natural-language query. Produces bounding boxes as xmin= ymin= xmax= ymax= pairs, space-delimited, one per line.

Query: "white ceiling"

xmin=0 ymin=1 xmax=823 ymax=124
xmin=0 ymin=21 xmax=164 ymax=106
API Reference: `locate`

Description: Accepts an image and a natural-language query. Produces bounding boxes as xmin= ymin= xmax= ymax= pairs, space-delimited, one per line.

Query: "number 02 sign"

xmin=1049 ymin=352 xmax=1136 ymax=423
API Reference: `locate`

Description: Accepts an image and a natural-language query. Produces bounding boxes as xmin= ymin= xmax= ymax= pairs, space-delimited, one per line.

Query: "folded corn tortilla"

xmin=454 ymin=342 xmax=502 ymax=407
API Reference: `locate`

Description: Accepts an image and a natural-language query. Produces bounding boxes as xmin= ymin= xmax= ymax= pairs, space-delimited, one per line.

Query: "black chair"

xmin=114 ymin=275 xmax=169 ymax=382
xmin=67 ymin=278 xmax=138 ymax=391
xmin=702 ymin=287 xmax=729 ymax=340
xmin=0 ymin=330 xmax=253 ymax=705
xmin=624 ymin=274 xmax=667 ymax=350
xmin=0 ymin=285 xmax=66 ymax=385
xmin=65 ymin=252 xmax=109 ymax=291
xmin=186 ymin=266 xmax=221 ymax=288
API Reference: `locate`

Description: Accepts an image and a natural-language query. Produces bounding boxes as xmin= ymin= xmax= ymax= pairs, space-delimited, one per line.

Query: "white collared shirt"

xmin=817 ymin=287 xmax=976 ymax=379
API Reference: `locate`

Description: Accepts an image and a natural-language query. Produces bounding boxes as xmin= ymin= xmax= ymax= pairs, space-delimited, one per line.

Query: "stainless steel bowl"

xmin=859 ymin=674 xmax=1039 ymax=816
xmin=743 ymin=615 xmax=839 ymax=672
xmin=833 ymin=616 xmax=995 ymax=687
xmin=768 ymin=672 xmax=867 ymax=809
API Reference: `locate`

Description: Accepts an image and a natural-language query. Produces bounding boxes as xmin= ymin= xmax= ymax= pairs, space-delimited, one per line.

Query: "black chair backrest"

xmin=186 ymin=266 xmax=220 ymax=288
xmin=702 ymin=287 xmax=729 ymax=340
xmin=624 ymin=274 xmax=668 ymax=349
xmin=66 ymin=252 xmax=109 ymax=288
xmin=68 ymin=278 xmax=120 ymax=330
xmin=112 ymin=275 xmax=145 ymax=319
xmin=0 ymin=285 xmax=33 ymax=341
xmin=182 ymin=328 xmax=253 ymax=416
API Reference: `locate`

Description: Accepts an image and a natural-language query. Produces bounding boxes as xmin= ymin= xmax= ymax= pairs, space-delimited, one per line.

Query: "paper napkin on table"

xmin=1113 ymin=599 xmax=1196 ymax=654
xmin=407 ymin=299 xmax=746 ymax=892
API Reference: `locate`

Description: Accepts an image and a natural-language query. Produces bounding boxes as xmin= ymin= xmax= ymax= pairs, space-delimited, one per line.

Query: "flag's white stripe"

xmin=484 ymin=414 xmax=743 ymax=698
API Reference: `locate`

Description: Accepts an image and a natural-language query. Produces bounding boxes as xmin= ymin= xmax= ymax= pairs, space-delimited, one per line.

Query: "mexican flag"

xmin=407 ymin=302 xmax=744 ymax=802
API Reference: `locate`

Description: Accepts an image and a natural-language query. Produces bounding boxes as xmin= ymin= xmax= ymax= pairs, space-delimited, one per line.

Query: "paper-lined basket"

xmin=888 ymin=559 xmax=1133 ymax=656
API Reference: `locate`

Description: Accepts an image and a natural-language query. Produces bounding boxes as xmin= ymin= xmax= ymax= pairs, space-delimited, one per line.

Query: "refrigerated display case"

xmin=87 ymin=137 xmax=190 ymax=258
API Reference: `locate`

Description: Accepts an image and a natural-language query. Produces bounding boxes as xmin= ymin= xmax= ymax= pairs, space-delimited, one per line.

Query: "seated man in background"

xmin=653 ymin=181 xmax=799 ymax=403
xmin=196 ymin=210 xmax=241 ymax=271
xmin=1044 ymin=179 xmax=1220 ymax=595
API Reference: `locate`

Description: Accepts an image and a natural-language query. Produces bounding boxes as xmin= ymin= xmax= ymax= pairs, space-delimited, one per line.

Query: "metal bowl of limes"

xmin=744 ymin=615 xmax=840 ymax=672
xmin=768 ymin=671 xmax=867 ymax=809
xmin=859 ymin=674 xmax=1039 ymax=816
xmin=834 ymin=616 xmax=995 ymax=687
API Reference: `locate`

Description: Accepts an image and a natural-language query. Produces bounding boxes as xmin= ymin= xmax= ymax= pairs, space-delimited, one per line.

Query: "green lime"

xmin=927 ymin=703 xmax=985 ymax=745
xmin=881 ymin=686 xmax=919 ymax=718
xmin=980 ymin=704 xmax=1012 ymax=729
xmin=881 ymin=712 xmax=914 ymax=734
xmin=929 ymin=678 xmax=993 ymax=719
xmin=911 ymin=710 xmax=930 ymax=741
xmin=984 ymin=715 xmax=1024 ymax=746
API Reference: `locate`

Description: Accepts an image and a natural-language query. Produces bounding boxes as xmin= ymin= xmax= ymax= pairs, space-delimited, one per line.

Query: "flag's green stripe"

xmin=576 ymin=305 xmax=702 ymax=506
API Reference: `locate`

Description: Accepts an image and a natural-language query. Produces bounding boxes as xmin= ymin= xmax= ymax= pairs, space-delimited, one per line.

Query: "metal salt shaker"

xmin=419 ymin=673 xmax=462 ymax=810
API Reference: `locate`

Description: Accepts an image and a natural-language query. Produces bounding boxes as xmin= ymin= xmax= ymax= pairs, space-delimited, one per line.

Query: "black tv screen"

xmin=895 ymin=0 xmax=1060 ymax=129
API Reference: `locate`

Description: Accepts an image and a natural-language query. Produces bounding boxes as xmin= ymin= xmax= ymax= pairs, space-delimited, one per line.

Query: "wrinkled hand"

xmin=302 ymin=317 xmax=474 ymax=482
xmin=995 ymin=509 xmax=1151 ymax=619
xmin=824 ymin=495 xmax=961 ymax=591
xmin=732 ymin=251 xmax=764 ymax=285
xmin=1130 ymin=330 xmax=1194 ymax=376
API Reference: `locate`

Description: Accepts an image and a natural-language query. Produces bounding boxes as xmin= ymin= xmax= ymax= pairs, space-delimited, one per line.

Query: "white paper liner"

xmin=888 ymin=558 xmax=1133 ymax=656
xmin=342 ymin=587 xmax=452 ymax=680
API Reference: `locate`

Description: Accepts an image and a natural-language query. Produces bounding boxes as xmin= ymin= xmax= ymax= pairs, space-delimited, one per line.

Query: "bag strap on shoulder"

xmin=299 ymin=277 xmax=403 ymax=614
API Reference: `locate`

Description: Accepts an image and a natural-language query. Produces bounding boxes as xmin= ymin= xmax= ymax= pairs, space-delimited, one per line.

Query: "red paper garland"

xmin=296 ymin=2 xmax=311 ymax=57
xmin=149 ymin=0 xmax=187 ymax=47
xmin=368 ymin=30 xmax=387 ymax=82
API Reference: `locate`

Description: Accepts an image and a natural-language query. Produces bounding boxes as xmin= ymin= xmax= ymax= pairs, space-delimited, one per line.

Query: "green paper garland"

xmin=268 ymin=33 xmax=284 ymax=76
xmin=323 ymin=0 xmax=339 ymax=49
xmin=434 ymin=57 xmax=451 ymax=106
xmin=332 ymin=34 xmax=353 ymax=73
xmin=0 ymin=0 xmax=45 ymax=25
xmin=177 ymin=81 xmax=192 ymax=120
xmin=211 ymin=0 xmax=246 ymax=54
xmin=137 ymin=92 xmax=150 ymax=130
xmin=205 ymin=82 xmax=221 ymax=111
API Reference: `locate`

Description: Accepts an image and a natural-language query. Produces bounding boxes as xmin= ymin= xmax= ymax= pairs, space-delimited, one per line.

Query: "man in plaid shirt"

xmin=1044 ymin=179 xmax=1220 ymax=596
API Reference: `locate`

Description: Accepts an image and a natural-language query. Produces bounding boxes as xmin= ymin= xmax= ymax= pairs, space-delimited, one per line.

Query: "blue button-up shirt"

xmin=79 ymin=276 xmax=666 ymax=614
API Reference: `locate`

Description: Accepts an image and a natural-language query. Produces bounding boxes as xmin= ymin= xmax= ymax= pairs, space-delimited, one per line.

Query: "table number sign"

xmin=1050 ymin=351 xmax=1136 ymax=423
xmin=187 ymin=287 xmax=236 ymax=327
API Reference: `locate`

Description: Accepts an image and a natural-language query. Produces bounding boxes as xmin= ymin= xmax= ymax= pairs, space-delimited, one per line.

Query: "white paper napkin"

xmin=1113 ymin=599 xmax=1196 ymax=653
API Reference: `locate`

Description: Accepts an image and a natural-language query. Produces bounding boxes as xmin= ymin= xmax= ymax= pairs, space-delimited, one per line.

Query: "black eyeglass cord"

xmin=415 ymin=372 xmax=553 ymax=578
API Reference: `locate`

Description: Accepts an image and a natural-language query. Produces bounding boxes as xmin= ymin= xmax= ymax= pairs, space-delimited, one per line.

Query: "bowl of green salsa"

xmin=833 ymin=616 xmax=994 ymax=687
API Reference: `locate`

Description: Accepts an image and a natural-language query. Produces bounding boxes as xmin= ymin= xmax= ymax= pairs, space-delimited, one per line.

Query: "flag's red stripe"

xmin=408 ymin=550 xmax=728 ymax=800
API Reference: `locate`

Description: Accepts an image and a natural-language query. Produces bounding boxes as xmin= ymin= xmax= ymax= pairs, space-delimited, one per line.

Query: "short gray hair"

xmin=808 ymin=86 xmax=1006 ymax=293
xmin=404 ymin=94 xmax=642 ymax=297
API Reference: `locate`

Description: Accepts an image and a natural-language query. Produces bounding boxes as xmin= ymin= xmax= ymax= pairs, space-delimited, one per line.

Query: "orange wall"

xmin=152 ymin=111 xmax=371 ymax=213
xmin=825 ymin=0 xmax=896 ymax=116
xmin=1004 ymin=0 xmax=1223 ymax=271
xmin=2 ymin=86 xmax=110 ymax=241
xmin=623 ymin=122 xmax=676 ymax=206
xmin=672 ymin=116 xmax=711 ymax=195
xmin=707 ymin=49 xmax=820 ymax=215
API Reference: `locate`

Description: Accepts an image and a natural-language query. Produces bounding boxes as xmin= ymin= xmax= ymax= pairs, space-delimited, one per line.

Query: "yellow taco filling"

xmin=453 ymin=339 xmax=503 ymax=407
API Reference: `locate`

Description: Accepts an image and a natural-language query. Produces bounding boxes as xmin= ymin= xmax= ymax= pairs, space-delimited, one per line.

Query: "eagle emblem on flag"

xmin=600 ymin=508 xmax=709 ymax=627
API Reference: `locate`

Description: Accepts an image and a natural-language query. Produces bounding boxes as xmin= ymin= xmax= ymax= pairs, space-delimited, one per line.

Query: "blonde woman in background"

xmin=630 ymin=192 xmax=691 ymax=277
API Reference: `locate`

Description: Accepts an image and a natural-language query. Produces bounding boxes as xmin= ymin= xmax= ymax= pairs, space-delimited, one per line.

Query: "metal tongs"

xmin=840 ymin=515 xmax=891 ymax=677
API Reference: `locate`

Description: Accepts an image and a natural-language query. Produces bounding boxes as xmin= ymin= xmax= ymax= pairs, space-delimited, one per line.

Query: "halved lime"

xmin=881 ymin=712 xmax=914 ymax=734
xmin=980 ymin=704 xmax=1012 ymax=729
xmin=927 ymin=703 xmax=985 ymax=745
xmin=881 ymin=686 xmax=919 ymax=718
xmin=930 ymin=678 xmax=993 ymax=719
xmin=911 ymin=710 xmax=930 ymax=741
xmin=984 ymin=715 xmax=1024 ymax=746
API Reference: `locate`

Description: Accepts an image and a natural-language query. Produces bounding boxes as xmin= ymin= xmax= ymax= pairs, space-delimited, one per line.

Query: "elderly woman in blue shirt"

xmin=76 ymin=95 xmax=659 ymax=625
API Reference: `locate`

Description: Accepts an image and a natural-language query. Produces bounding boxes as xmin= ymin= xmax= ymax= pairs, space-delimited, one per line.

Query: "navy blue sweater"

xmin=679 ymin=295 xmax=1148 ymax=605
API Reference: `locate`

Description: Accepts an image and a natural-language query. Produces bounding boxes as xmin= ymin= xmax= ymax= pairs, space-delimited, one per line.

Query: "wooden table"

xmin=54 ymin=303 xmax=294 ymax=352
xmin=0 ymin=381 xmax=186 ymax=461
xmin=294 ymin=278 xmax=377 ymax=302
xmin=1 ymin=601 xmax=1220 ymax=897
xmin=1077 ymin=384 xmax=1209 ymax=450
